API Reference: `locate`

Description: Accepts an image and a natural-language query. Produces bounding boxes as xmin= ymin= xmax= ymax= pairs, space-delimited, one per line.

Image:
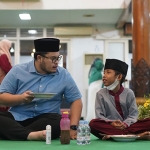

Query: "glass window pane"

xmin=20 ymin=28 xmax=43 ymax=37
xmin=47 ymin=28 xmax=54 ymax=37
xmin=20 ymin=40 xmax=34 ymax=55
xmin=0 ymin=28 xmax=16 ymax=37
xmin=59 ymin=43 xmax=67 ymax=69
xmin=20 ymin=40 xmax=34 ymax=64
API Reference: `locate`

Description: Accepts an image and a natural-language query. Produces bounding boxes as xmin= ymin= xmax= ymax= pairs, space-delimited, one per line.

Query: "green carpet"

xmin=0 ymin=135 xmax=150 ymax=150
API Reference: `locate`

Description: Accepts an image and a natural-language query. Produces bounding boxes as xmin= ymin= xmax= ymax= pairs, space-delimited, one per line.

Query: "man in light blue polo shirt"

xmin=0 ymin=38 xmax=82 ymax=141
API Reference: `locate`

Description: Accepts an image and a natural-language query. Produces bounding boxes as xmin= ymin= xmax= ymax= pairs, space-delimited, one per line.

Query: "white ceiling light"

xmin=28 ymin=30 xmax=37 ymax=34
xmin=19 ymin=13 xmax=31 ymax=20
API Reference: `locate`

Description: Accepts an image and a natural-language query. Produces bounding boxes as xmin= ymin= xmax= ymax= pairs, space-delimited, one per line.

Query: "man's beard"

xmin=40 ymin=64 xmax=57 ymax=74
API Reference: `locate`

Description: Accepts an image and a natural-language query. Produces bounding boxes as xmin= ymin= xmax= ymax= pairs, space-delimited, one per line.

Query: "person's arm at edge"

xmin=0 ymin=91 xmax=34 ymax=106
xmin=69 ymin=99 xmax=82 ymax=140
xmin=122 ymin=90 xmax=138 ymax=127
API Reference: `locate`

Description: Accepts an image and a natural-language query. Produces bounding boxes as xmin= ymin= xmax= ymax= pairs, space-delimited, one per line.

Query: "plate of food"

xmin=110 ymin=135 xmax=139 ymax=142
xmin=32 ymin=93 xmax=57 ymax=99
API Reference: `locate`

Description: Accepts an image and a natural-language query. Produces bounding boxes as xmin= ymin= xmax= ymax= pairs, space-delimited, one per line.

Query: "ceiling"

xmin=0 ymin=9 xmax=131 ymax=27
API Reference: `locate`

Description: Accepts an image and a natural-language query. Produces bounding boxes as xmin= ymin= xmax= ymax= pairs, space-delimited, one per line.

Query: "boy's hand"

xmin=110 ymin=120 xmax=126 ymax=130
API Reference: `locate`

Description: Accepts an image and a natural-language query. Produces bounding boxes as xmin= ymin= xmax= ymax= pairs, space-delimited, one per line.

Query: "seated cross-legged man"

xmin=0 ymin=38 xmax=82 ymax=141
xmin=89 ymin=59 xmax=150 ymax=140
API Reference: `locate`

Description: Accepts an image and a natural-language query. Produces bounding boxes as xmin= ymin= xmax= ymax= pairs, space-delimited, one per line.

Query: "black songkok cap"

xmin=34 ymin=38 xmax=60 ymax=52
xmin=104 ymin=59 xmax=128 ymax=76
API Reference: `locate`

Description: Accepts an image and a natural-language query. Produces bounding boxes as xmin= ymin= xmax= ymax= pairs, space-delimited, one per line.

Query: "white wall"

xmin=70 ymin=37 xmax=104 ymax=117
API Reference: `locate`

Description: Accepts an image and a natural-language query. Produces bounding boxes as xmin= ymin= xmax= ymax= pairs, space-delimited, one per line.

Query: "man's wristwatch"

xmin=70 ymin=125 xmax=78 ymax=130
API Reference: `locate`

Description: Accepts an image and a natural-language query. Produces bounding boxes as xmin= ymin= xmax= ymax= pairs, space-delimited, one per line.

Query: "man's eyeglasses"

xmin=40 ymin=55 xmax=62 ymax=63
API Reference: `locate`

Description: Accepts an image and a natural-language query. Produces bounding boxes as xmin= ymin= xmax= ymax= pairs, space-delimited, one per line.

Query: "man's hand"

xmin=69 ymin=99 xmax=82 ymax=139
xmin=70 ymin=129 xmax=77 ymax=140
xmin=21 ymin=91 xmax=34 ymax=103
xmin=110 ymin=120 xmax=126 ymax=130
xmin=0 ymin=92 xmax=34 ymax=106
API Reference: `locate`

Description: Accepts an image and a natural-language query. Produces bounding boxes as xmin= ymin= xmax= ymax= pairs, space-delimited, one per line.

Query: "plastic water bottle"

xmin=60 ymin=111 xmax=70 ymax=144
xmin=84 ymin=120 xmax=91 ymax=144
xmin=77 ymin=120 xmax=85 ymax=145
xmin=46 ymin=125 xmax=51 ymax=144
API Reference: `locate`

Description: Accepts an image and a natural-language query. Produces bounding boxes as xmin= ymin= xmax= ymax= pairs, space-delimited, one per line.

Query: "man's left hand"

xmin=70 ymin=129 xmax=77 ymax=140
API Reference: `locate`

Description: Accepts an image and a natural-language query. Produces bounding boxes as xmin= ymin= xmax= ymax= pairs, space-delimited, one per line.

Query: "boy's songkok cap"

xmin=34 ymin=38 xmax=60 ymax=52
xmin=104 ymin=59 xmax=128 ymax=76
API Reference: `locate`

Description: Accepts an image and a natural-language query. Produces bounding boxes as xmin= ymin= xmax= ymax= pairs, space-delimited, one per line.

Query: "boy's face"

xmin=103 ymin=69 xmax=118 ymax=86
